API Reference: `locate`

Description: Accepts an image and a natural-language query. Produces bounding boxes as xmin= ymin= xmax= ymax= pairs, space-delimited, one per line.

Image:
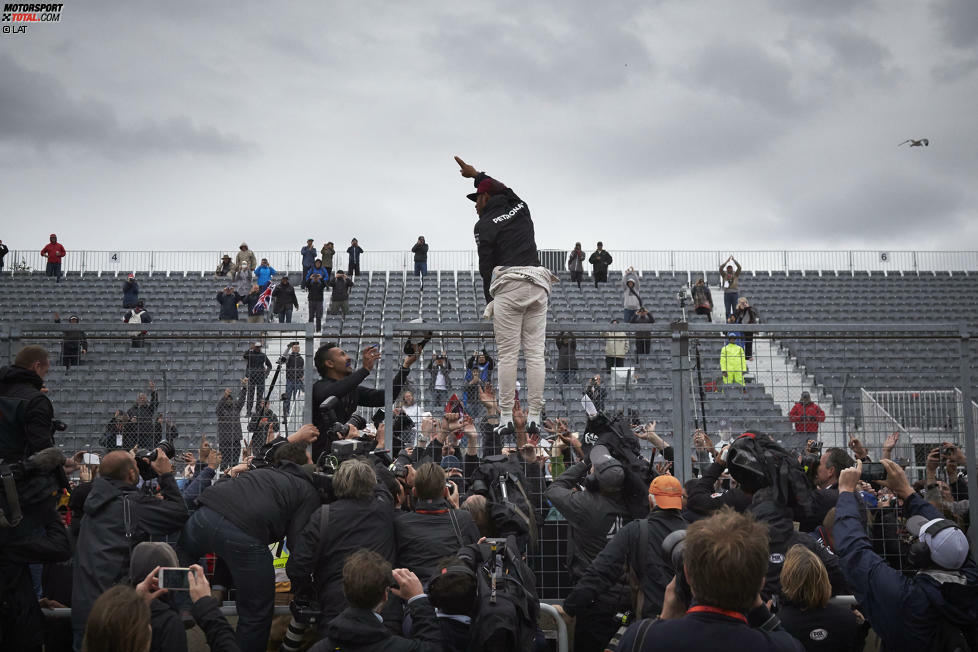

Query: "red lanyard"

xmin=687 ymin=605 xmax=748 ymax=623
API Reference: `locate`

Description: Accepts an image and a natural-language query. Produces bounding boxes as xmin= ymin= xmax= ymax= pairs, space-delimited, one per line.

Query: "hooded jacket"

xmin=305 ymin=261 xmax=328 ymax=283
xmin=215 ymin=291 xmax=242 ymax=321
xmin=70 ymin=473 xmax=188 ymax=639
xmin=122 ymin=279 xmax=140 ymax=307
xmin=317 ymin=597 xmax=442 ymax=652
xmin=272 ymin=281 xmax=299 ymax=311
xmin=623 ymin=271 xmax=642 ymax=310
xmin=254 ymin=263 xmax=277 ymax=287
xmin=470 ymin=172 xmax=540 ymax=303
xmin=235 ymin=244 xmax=257 ymax=271
xmin=215 ymin=386 xmax=246 ymax=443
xmin=589 ymin=248 xmax=612 ymax=271
xmin=721 ymin=342 xmax=747 ymax=384
xmin=0 ymin=365 xmax=55 ymax=459
xmin=788 ymin=401 xmax=825 ymax=433
xmin=320 ymin=244 xmax=335 ymax=267
xmin=833 ymin=491 xmax=978 ymax=652
xmin=411 ymin=241 xmax=429 ymax=262
xmin=568 ymin=248 xmax=585 ymax=273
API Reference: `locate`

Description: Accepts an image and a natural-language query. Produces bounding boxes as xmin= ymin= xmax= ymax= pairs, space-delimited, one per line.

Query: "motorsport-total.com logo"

xmin=2 ymin=3 xmax=64 ymax=34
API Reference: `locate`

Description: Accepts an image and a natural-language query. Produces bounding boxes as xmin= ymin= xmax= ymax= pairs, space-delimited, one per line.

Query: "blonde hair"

xmin=780 ymin=544 xmax=831 ymax=610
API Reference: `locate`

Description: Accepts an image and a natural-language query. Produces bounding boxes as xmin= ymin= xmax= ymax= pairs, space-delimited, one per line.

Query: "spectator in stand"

xmin=321 ymin=241 xmax=336 ymax=278
xmin=777 ymin=544 xmax=863 ymax=652
xmin=834 ymin=459 xmax=978 ymax=650
xmin=732 ymin=297 xmax=760 ymax=359
xmin=286 ymin=458 xmax=398 ymax=638
xmin=604 ymin=320 xmax=628 ymax=371
xmin=556 ymin=331 xmax=578 ymax=385
xmin=217 ymin=378 xmax=248 ymax=464
xmin=568 ymin=242 xmax=586 ymax=289
xmin=546 ymin=446 xmax=633 ymax=652
xmin=233 ymin=262 xmax=253 ymax=296
xmin=720 ymin=333 xmax=746 ymax=386
xmin=301 ymin=238 xmax=317 ymax=288
xmin=214 ymin=254 xmax=233 ymax=278
xmin=719 ymin=255 xmax=742 ymax=318
xmin=427 ymin=350 xmax=453 ymax=408
xmin=54 ymin=312 xmax=88 ymax=368
xmin=347 ymin=237 xmax=363 ymax=276
xmin=152 ymin=413 xmax=178 ymax=448
xmin=401 ymin=390 xmax=425 ymax=426
xmin=122 ymin=273 xmax=139 ymax=309
xmin=70 ymin=449 xmax=188 ymax=651
xmin=395 ymin=462 xmax=480 ymax=583
xmin=249 ymin=399 xmax=280 ymax=445
xmin=630 ymin=307 xmax=655 ymax=356
xmin=623 ymin=266 xmax=643 ymax=322
xmin=314 ymin=551 xmax=442 ymax=652
xmin=614 ymin=508 xmax=803 ymax=652
xmin=41 ymin=233 xmax=66 ymax=281
xmin=692 ymin=278 xmax=714 ymax=321
xmin=328 ymin=269 xmax=354 ymax=315
xmin=412 ymin=235 xmax=429 ymax=276
xmin=305 ymin=258 xmax=328 ymax=285
xmin=272 ymin=274 xmax=298 ymax=323
xmin=789 ymin=392 xmax=826 ymax=436
xmin=180 ymin=442 xmax=321 ymax=652
xmin=254 ymin=257 xmax=277 ymax=289
xmin=101 ymin=410 xmax=131 ymax=449
xmin=463 ymin=349 xmax=493 ymax=411
xmin=216 ymin=284 xmax=243 ymax=322
xmin=589 ymin=241 xmax=612 ymax=287
xmin=124 ymin=299 xmax=152 ymax=348
xmin=244 ymin=282 xmax=266 ymax=323
xmin=0 ymin=238 xmax=8 ymax=272
xmin=282 ymin=341 xmax=304 ymax=423
xmin=126 ymin=381 xmax=158 ymax=449
xmin=307 ymin=270 xmax=326 ymax=331
xmin=236 ymin=242 xmax=257 ymax=271
xmin=243 ymin=342 xmax=272 ymax=415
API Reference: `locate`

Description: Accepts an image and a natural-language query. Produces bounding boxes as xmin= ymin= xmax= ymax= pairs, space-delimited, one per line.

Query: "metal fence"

xmin=5 ymin=248 xmax=978 ymax=275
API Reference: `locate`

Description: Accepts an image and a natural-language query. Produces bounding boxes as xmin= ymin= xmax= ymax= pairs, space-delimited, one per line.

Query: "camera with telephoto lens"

xmin=280 ymin=597 xmax=323 ymax=652
xmin=677 ymin=285 xmax=689 ymax=307
xmin=662 ymin=529 xmax=692 ymax=608
xmin=135 ymin=440 xmax=176 ymax=480
xmin=328 ymin=413 xmax=368 ymax=440
xmin=404 ymin=331 xmax=433 ymax=355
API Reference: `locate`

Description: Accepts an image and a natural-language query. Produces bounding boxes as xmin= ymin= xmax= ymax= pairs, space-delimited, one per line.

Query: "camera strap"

xmin=448 ymin=508 xmax=464 ymax=548
xmin=316 ymin=504 xmax=332 ymax=560
xmin=0 ymin=463 xmax=23 ymax=528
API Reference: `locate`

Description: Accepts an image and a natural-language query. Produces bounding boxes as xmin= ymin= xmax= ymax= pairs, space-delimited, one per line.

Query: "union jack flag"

xmin=252 ymin=283 xmax=275 ymax=315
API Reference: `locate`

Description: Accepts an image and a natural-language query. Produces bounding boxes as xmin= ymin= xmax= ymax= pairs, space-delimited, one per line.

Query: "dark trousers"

xmin=218 ymin=431 xmax=241 ymax=466
xmin=283 ymin=379 xmax=302 ymax=419
xmin=695 ymin=306 xmax=713 ymax=322
xmin=573 ymin=605 xmax=620 ymax=652
xmin=636 ymin=338 xmax=651 ymax=355
xmin=247 ymin=371 xmax=265 ymax=413
xmin=605 ymin=356 xmax=624 ymax=371
xmin=276 ymin=308 xmax=293 ymax=323
xmin=623 ymin=309 xmax=636 ymax=323
xmin=593 ymin=268 xmax=608 ymax=287
xmin=45 ymin=262 xmax=62 ymax=282
xmin=301 ymin=265 xmax=311 ymax=288
xmin=348 ymin=262 xmax=360 ymax=276
xmin=179 ymin=507 xmax=275 ymax=652
xmin=570 ymin=270 xmax=583 ymax=288
xmin=743 ymin=332 xmax=754 ymax=359
xmin=724 ymin=291 xmax=738 ymax=318
xmin=308 ymin=300 xmax=323 ymax=330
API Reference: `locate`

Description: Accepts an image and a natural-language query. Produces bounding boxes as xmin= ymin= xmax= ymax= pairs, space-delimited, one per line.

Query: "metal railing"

xmin=4 ymin=248 xmax=977 ymax=275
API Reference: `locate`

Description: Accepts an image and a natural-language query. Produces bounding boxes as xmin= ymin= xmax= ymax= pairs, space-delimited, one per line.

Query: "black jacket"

xmin=316 ymin=597 xmax=442 ymax=652
xmin=311 ymin=366 xmax=410 ymax=461
xmin=216 ymin=291 xmax=242 ymax=320
xmin=545 ymin=463 xmax=630 ymax=577
xmin=0 ymin=243 xmax=7 ymax=261
xmin=564 ymin=508 xmax=687 ymax=619
xmin=329 ymin=275 xmax=354 ymax=301
xmin=272 ymin=282 xmax=299 ymax=311
xmin=394 ymin=498 xmax=481 ymax=583
xmin=307 ymin=276 xmax=326 ymax=302
xmin=60 ymin=329 xmax=89 ymax=360
xmin=618 ymin=605 xmax=804 ymax=652
xmin=123 ymin=279 xmax=140 ymax=307
xmin=589 ymin=249 xmax=613 ymax=271
xmin=243 ymin=349 xmax=272 ymax=374
xmin=191 ymin=596 xmax=240 ymax=652
xmin=286 ymin=488 xmax=396 ymax=627
xmin=687 ymin=462 xmax=752 ymax=516
xmin=800 ymin=487 xmax=839 ymax=533
xmin=778 ymin=601 xmax=862 ymax=652
xmin=426 ymin=358 xmax=453 ymax=390
xmin=556 ymin=333 xmax=578 ymax=370
xmin=216 ymin=386 xmax=246 ymax=444
xmin=150 ymin=598 xmax=187 ymax=652
xmin=412 ymin=242 xmax=429 ymax=262
xmin=471 ymin=172 xmax=540 ymax=303
xmin=197 ymin=461 xmax=320 ymax=549
xmin=126 ymin=391 xmax=159 ymax=448
xmin=0 ymin=365 xmax=55 ymax=459
xmin=248 ymin=406 xmax=279 ymax=440
xmin=285 ymin=352 xmax=304 ymax=382
xmin=71 ymin=473 xmax=188 ymax=637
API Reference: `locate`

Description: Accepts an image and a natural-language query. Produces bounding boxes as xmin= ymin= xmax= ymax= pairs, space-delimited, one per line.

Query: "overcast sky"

xmin=2 ymin=0 xmax=977 ymax=254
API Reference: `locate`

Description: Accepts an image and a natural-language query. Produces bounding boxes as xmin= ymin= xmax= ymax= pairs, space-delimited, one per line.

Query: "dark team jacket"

xmin=470 ymin=172 xmax=540 ymax=303
xmin=0 ymin=365 xmax=55 ymax=459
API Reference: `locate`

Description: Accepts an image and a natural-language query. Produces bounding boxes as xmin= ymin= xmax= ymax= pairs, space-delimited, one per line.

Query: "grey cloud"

xmin=932 ymin=56 xmax=978 ymax=81
xmin=817 ymin=29 xmax=897 ymax=83
xmin=932 ymin=0 xmax=978 ymax=49
xmin=0 ymin=54 xmax=252 ymax=158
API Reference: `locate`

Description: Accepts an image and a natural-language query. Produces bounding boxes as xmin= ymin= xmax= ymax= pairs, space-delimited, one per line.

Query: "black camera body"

xmin=52 ymin=420 xmax=68 ymax=432
xmin=328 ymin=413 xmax=367 ymax=440
xmin=289 ymin=598 xmax=322 ymax=625
xmin=662 ymin=529 xmax=692 ymax=608
xmin=404 ymin=332 xmax=433 ymax=355
xmin=135 ymin=441 xmax=175 ymax=480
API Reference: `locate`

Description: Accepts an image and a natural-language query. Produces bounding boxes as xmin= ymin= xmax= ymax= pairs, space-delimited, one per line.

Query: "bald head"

xmin=101 ymin=451 xmax=138 ymax=483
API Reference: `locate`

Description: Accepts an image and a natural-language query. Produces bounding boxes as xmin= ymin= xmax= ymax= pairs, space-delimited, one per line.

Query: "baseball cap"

xmin=649 ymin=475 xmax=683 ymax=510
xmin=590 ymin=445 xmax=625 ymax=491
xmin=440 ymin=455 xmax=463 ymax=472
xmin=127 ymin=273 xmax=135 ymax=279
xmin=906 ymin=516 xmax=970 ymax=570
xmin=466 ymin=178 xmax=507 ymax=202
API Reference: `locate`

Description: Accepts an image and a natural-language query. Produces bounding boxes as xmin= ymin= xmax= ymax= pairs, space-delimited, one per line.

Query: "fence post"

xmin=383 ymin=322 xmax=395 ymax=442
xmin=303 ymin=324 xmax=316 ymax=429
xmin=957 ymin=325 xmax=978 ymax=555
xmin=671 ymin=321 xmax=691 ymax=484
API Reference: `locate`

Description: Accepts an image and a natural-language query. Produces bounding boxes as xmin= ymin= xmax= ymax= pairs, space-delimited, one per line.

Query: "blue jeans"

xmin=277 ymin=308 xmax=293 ymax=323
xmin=623 ymin=309 xmax=636 ymax=323
xmin=414 ymin=261 xmax=427 ymax=276
xmin=179 ymin=507 xmax=275 ymax=652
xmin=46 ymin=261 xmax=62 ymax=281
xmin=283 ymin=379 xmax=302 ymax=417
xmin=724 ymin=292 xmax=738 ymax=319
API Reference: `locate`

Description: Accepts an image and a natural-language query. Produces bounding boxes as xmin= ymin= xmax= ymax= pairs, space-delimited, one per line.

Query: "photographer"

xmin=545 ymin=446 xmax=633 ymax=652
xmin=282 ymin=341 xmax=304 ymax=424
xmin=70 ymin=448 xmax=188 ymax=651
xmin=286 ymin=458 xmax=398 ymax=637
xmin=310 ymin=341 xmax=417 ymax=462
xmin=327 ymin=269 xmax=354 ymax=315
xmin=800 ymin=447 xmax=853 ymax=533
xmin=395 ymin=462 xmax=480 ymax=584
xmin=180 ymin=442 xmax=321 ymax=652
xmin=243 ymin=342 xmax=272 ymax=416
xmin=833 ymin=458 xmax=978 ymax=650
xmin=0 ymin=345 xmax=56 ymax=459
xmin=616 ymin=508 xmax=802 ymax=651
xmin=427 ymin=351 xmax=453 ymax=408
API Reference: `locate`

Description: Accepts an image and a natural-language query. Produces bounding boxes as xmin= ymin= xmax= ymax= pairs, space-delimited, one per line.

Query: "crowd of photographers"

xmin=2 ymin=331 xmax=977 ymax=652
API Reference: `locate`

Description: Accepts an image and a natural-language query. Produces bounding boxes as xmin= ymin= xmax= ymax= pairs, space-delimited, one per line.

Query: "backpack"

xmin=457 ymin=536 xmax=540 ymax=652
xmin=469 ymin=455 xmax=538 ymax=547
xmin=921 ymin=574 xmax=978 ymax=652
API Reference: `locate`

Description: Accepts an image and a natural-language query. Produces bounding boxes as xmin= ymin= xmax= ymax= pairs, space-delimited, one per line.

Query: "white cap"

xmin=907 ymin=516 xmax=970 ymax=570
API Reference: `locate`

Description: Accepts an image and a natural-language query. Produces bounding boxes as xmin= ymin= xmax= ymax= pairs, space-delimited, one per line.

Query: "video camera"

xmin=135 ymin=441 xmax=175 ymax=481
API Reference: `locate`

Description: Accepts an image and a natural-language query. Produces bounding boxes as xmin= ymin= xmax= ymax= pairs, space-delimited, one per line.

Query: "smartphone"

xmin=82 ymin=453 xmax=100 ymax=464
xmin=158 ymin=567 xmax=191 ymax=591
xmin=860 ymin=462 xmax=887 ymax=483
xmin=372 ymin=408 xmax=385 ymax=428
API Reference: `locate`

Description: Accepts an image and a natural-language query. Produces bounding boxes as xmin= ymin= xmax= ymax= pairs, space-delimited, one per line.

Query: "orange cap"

xmin=649 ymin=475 xmax=683 ymax=510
